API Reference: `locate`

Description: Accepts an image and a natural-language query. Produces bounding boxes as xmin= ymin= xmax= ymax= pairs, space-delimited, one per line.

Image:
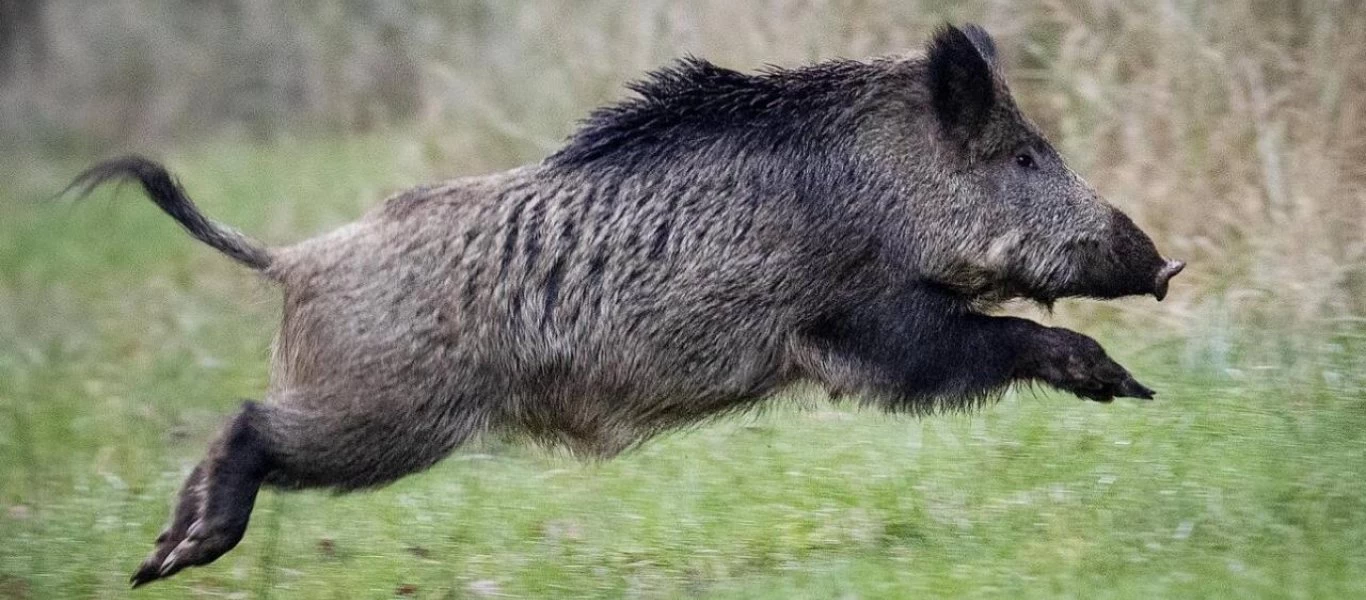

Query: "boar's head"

xmin=868 ymin=25 xmax=1183 ymax=305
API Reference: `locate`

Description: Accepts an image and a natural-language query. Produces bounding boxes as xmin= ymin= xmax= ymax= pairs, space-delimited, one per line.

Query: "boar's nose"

xmin=1153 ymin=259 xmax=1185 ymax=301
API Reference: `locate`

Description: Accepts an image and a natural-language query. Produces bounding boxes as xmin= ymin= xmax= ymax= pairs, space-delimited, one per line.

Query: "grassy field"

xmin=1 ymin=138 xmax=1363 ymax=599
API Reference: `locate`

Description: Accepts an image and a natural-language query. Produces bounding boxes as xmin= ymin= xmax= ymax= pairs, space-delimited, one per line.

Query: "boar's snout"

xmin=1063 ymin=210 xmax=1184 ymax=302
xmin=1152 ymin=259 xmax=1185 ymax=301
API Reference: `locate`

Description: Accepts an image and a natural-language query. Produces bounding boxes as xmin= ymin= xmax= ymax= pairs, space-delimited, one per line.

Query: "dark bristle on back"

xmin=546 ymin=56 xmax=874 ymax=170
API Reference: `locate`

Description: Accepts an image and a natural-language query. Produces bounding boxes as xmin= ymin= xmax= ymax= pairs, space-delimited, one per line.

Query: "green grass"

xmin=2 ymin=138 xmax=1364 ymax=599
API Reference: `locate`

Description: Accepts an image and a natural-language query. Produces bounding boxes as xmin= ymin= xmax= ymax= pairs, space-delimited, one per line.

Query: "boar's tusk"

xmin=1153 ymin=259 xmax=1185 ymax=301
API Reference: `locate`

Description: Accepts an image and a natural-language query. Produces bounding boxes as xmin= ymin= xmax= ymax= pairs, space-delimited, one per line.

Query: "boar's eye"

xmin=1014 ymin=153 xmax=1037 ymax=170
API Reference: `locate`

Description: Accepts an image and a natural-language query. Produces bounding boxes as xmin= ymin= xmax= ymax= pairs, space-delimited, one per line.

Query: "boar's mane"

xmin=547 ymin=57 xmax=885 ymax=172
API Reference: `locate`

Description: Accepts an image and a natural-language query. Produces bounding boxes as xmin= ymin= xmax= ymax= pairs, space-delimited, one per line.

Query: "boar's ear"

xmin=928 ymin=24 xmax=998 ymax=150
xmin=960 ymin=24 xmax=999 ymax=69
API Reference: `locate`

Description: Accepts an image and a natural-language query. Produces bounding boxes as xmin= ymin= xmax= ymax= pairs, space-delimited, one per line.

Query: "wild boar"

xmin=66 ymin=24 xmax=1183 ymax=586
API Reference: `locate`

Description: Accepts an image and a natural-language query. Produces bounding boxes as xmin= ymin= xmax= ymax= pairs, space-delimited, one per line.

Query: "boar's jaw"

xmin=924 ymin=256 xmax=1067 ymax=309
xmin=918 ymin=223 xmax=1184 ymax=305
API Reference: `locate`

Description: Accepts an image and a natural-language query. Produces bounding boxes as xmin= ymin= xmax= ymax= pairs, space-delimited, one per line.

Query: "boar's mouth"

xmin=933 ymin=214 xmax=1184 ymax=305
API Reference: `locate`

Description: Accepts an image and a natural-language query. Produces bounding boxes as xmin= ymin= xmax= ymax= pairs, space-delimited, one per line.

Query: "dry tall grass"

xmin=3 ymin=0 xmax=1363 ymax=349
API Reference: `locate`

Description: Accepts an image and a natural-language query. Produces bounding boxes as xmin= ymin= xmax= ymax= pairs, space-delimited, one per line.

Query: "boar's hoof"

xmin=1068 ymin=370 xmax=1156 ymax=403
xmin=1113 ymin=375 xmax=1156 ymax=401
xmin=131 ymin=516 xmax=249 ymax=587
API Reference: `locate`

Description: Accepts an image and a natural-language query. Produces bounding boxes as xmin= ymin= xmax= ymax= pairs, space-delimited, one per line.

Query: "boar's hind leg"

xmin=131 ymin=401 xmax=272 ymax=587
xmin=130 ymin=390 xmax=476 ymax=587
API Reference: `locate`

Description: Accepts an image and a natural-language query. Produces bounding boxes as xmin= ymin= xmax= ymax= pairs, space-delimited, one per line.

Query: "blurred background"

xmin=1 ymin=1 xmax=1364 ymax=598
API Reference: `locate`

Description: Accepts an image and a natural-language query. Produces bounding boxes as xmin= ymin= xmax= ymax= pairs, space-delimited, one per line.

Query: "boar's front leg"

xmin=896 ymin=315 xmax=1155 ymax=404
xmin=1008 ymin=322 xmax=1154 ymax=402
xmin=796 ymin=286 xmax=1153 ymax=406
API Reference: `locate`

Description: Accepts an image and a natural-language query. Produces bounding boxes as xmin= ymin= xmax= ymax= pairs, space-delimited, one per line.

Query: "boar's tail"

xmin=65 ymin=156 xmax=275 ymax=274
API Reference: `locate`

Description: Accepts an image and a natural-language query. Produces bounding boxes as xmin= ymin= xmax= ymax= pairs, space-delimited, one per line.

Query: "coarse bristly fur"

xmin=61 ymin=24 xmax=1184 ymax=587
